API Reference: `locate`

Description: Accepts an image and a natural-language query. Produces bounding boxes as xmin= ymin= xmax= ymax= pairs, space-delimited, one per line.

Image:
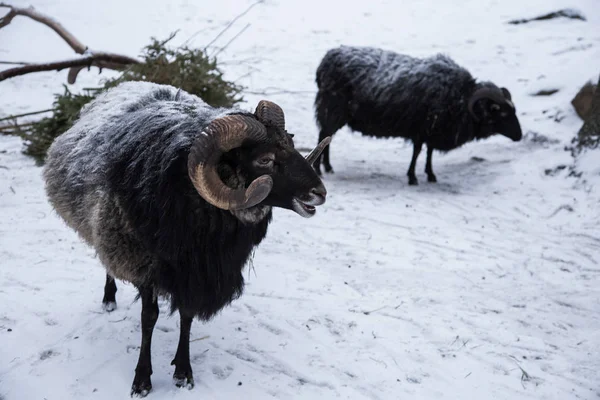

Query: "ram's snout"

xmin=293 ymin=183 xmax=327 ymax=218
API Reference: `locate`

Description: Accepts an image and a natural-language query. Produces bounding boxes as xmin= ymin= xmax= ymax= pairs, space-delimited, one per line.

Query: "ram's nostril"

xmin=311 ymin=184 xmax=327 ymax=198
xmin=298 ymin=184 xmax=327 ymax=206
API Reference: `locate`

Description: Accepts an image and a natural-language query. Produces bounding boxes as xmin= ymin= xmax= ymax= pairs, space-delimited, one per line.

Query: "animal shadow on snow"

xmin=327 ymin=155 xmax=504 ymax=195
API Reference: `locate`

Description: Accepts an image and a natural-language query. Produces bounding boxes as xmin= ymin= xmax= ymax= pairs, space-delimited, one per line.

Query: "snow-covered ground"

xmin=1 ymin=0 xmax=599 ymax=399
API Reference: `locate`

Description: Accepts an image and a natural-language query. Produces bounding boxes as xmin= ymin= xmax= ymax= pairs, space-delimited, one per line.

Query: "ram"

xmin=313 ymin=45 xmax=522 ymax=185
xmin=43 ymin=82 xmax=330 ymax=396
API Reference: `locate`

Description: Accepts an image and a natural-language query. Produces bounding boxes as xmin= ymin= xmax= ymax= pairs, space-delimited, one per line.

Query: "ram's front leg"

xmin=102 ymin=274 xmax=117 ymax=312
xmin=131 ymin=286 xmax=159 ymax=397
xmin=171 ymin=309 xmax=195 ymax=389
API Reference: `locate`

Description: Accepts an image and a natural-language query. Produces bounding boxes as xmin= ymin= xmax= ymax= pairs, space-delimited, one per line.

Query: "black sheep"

xmin=43 ymin=82 xmax=330 ymax=396
xmin=313 ymin=45 xmax=522 ymax=185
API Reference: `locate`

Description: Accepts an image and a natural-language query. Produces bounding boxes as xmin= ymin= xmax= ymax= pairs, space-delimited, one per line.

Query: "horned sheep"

xmin=43 ymin=81 xmax=330 ymax=396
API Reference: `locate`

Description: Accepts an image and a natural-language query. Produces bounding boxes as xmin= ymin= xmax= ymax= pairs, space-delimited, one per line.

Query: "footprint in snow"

xmin=212 ymin=365 xmax=234 ymax=380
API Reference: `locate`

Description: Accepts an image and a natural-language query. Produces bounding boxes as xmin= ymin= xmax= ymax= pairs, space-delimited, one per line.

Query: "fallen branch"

xmin=0 ymin=3 xmax=139 ymax=83
xmin=0 ymin=3 xmax=86 ymax=51
xmin=190 ymin=335 xmax=210 ymax=342
xmin=0 ymin=60 xmax=30 ymax=65
xmin=246 ymin=89 xmax=314 ymax=96
xmin=0 ymin=121 xmax=37 ymax=130
xmin=0 ymin=53 xmax=137 ymax=82
xmin=0 ymin=108 xmax=53 ymax=122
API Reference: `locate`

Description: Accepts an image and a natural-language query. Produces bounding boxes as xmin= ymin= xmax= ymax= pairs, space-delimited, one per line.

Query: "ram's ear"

xmin=174 ymin=88 xmax=183 ymax=101
xmin=501 ymin=87 xmax=512 ymax=100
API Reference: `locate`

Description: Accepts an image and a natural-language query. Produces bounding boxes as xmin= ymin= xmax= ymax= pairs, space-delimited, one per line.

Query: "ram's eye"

xmin=490 ymin=104 xmax=501 ymax=112
xmin=254 ymin=154 xmax=275 ymax=168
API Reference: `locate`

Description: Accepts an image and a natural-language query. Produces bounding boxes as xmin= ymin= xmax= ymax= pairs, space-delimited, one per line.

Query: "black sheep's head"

xmin=187 ymin=101 xmax=330 ymax=221
xmin=469 ymin=86 xmax=522 ymax=142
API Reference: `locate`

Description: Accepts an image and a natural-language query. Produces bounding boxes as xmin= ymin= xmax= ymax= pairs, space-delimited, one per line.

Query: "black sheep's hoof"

xmin=324 ymin=165 xmax=334 ymax=174
xmin=102 ymin=301 xmax=117 ymax=312
xmin=427 ymin=174 xmax=437 ymax=183
xmin=173 ymin=370 xmax=195 ymax=390
xmin=408 ymin=176 xmax=419 ymax=186
xmin=130 ymin=378 xmax=152 ymax=398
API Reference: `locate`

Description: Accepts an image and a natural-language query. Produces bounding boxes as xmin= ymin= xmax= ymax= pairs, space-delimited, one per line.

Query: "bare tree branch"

xmin=245 ymin=89 xmax=314 ymax=96
xmin=0 ymin=3 xmax=86 ymax=52
xmin=0 ymin=109 xmax=52 ymax=122
xmin=0 ymin=3 xmax=16 ymax=28
xmin=65 ymin=58 xmax=135 ymax=84
xmin=0 ymin=121 xmax=36 ymax=131
xmin=0 ymin=3 xmax=139 ymax=83
xmin=0 ymin=53 xmax=137 ymax=82
xmin=211 ymin=23 xmax=251 ymax=58
xmin=0 ymin=60 xmax=30 ymax=65
xmin=197 ymin=0 xmax=264 ymax=50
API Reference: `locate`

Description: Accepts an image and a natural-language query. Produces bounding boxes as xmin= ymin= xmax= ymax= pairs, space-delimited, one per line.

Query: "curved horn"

xmin=306 ymin=136 xmax=332 ymax=165
xmin=188 ymin=115 xmax=273 ymax=210
xmin=255 ymin=100 xmax=285 ymax=130
xmin=468 ymin=87 xmax=515 ymax=120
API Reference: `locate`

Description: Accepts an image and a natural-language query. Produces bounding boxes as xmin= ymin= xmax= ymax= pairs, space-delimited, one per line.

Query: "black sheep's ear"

xmin=501 ymin=87 xmax=512 ymax=100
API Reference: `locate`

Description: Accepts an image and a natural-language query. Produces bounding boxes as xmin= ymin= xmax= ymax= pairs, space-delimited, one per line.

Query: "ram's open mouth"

xmin=292 ymin=198 xmax=316 ymax=218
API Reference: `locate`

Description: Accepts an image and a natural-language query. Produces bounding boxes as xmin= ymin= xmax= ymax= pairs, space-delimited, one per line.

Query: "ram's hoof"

xmin=173 ymin=369 xmax=195 ymax=389
xmin=130 ymin=381 xmax=152 ymax=398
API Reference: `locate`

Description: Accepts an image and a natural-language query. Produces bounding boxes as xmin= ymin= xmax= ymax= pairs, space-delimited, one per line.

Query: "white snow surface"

xmin=1 ymin=0 xmax=599 ymax=399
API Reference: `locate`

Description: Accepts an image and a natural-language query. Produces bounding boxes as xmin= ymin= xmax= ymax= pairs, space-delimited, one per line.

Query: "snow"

xmin=1 ymin=0 xmax=599 ymax=399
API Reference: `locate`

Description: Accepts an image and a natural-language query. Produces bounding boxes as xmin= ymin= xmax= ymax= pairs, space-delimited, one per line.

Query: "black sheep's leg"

xmin=313 ymin=155 xmax=323 ymax=175
xmin=322 ymin=137 xmax=334 ymax=173
xmin=407 ymin=141 xmax=423 ymax=185
xmin=102 ymin=274 xmax=117 ymax=312
xmin=131 ymin=286 xmax=159 ymax=397
xmin=425 ymin=144 xmax=437 ymax=183
xmin=312 ymin=135 xmax=324 ymax=175
xmin=171 ymin=310 xmax=195 ymax=389
xmin=314 ymin=130 xmax=334 ymax=175
xmin=315 ymin=88 xmax=346 ymax=175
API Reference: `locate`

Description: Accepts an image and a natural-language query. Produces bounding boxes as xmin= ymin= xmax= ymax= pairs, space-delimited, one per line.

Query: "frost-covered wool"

xmin=43 ymin=81 xmax=328 ymax=395
xmin=44 ymin=81 xmax=263 ymax=318
xmin=44 ymin=81 xmax=326 ymax=320
xmin=316 ymin=47 xmax=478 ymax=146
xmin=314 ymin=45 xmax=522 ymax=184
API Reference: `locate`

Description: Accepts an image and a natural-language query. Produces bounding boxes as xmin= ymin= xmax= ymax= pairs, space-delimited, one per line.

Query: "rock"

xmin=571 ymin=81 xmax=596 ymax=120
xmin=532 ymin=88 xmax=559 ymax=96
xmin=508 ymin=8 xmax=586 ymax=25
